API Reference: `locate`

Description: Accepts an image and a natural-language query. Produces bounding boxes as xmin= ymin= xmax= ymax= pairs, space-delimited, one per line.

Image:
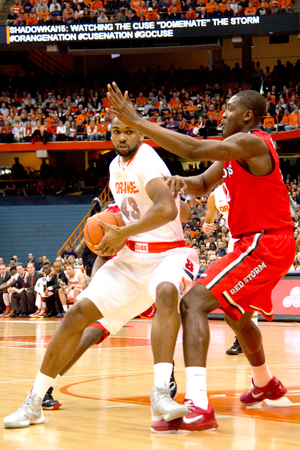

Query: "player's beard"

xmin=115 ymin=142 xmax=140 ymax=160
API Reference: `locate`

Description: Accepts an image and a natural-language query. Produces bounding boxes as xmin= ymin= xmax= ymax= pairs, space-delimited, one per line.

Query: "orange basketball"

xmin=84 ymin=211 xmax=126 ymax=254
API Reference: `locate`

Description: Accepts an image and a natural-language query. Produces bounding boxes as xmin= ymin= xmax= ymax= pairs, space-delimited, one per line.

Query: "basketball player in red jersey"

xmin=106 ymin=84 xmax=295 ymax=433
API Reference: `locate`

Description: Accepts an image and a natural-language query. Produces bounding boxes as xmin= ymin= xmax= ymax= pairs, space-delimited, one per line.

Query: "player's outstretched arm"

xmin=107 ymin=82 xmax=267 ymax=164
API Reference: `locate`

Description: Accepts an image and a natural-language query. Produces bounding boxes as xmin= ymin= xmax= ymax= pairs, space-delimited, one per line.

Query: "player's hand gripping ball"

xmin=84 ymin=211 xmax=126 ymax=254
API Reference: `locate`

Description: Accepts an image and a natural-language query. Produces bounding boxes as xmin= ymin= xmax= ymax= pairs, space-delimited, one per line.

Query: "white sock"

xmin=251 ymin=311 xmax=258 ymax=326
xmin=51 ymin=374 xmax=61 ymax=388
xmin=63 ymin=305 xmax=68 ymax=312
xmin=3 ymin=293 xmax=10 ymax=306
xmin=185 ymin=367 xmax=208 ymax=410
xmin=32 ymin=371 xmax=55 ymax=399
xmin=42 ymin=302 xmax=46 ymax=309
xmin=251 ymin=362 xmax=272 ymax=388
xmin=154 ymin=363 xmax=173 ymax=388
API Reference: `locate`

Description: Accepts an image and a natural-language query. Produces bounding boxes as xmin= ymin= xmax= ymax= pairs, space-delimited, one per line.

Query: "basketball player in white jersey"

xmin=59 ymin=263 xmax=86 ymax=313
xmin=4 ymin=117 xmax=199 ymax=430
xmin=203 ymin=184 xmax=258 ymax=355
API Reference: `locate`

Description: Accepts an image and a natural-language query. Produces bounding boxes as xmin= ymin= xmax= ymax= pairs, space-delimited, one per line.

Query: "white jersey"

xmin=214 ymin=184 xmax=229 ymax=223
xmin=109 ymin=143 xmax=184 ymax=243
xmin=214 ymin=184 xmax=237 ymax=253
xmin=66 ymin=270 xmax=81 ymax=286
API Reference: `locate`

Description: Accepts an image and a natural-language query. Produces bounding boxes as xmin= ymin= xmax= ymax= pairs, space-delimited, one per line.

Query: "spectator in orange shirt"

xmin=136 ymin=92 xmax=147 ymax=107
xmin=96 ymin=118 xmax=111 ymax=140
xmin=280 ymin=109 xmax=291 ymax=130
xmin=285 ymin=107 xmax=300 ymax=131
xmin=91 ymin=0 xmax=103 ymax=9
xmin=146 ymin=7 xmax=159 ymax=20
xmin=38 ymin=6 xmax=49 ymax=22
xmin=245 ymin=2 xmax=257 ymax=14
xmin=281 ymin=0 xmax=291 ymax=12
xmin=12 ymin=0 xmax=23 ymax=15
xmin=263 ymin=112 xmax=275 ymax=133
xmin=102 ymin=94 xmax=112 ymax=109
xmin=63 ymin=3 xmax=75 ymax=23
xmin=130 ymin=0 xmax=142 ymax=12
xmin=168 ymin=0 xmax=182 ymax=13
xmin=137 ymin=1 xmax=148 ymax=16
xmin=186 ymin=6 xmax=197 ymax=18
xmin=206 ymin=0 xmax=217 ymax=16
xmin=218 ymin=0 xmax=227 ymax=13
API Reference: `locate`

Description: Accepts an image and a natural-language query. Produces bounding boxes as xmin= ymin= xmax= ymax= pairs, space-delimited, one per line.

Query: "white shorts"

xmin=67 ymin=287 xmax=82 ymax=300
xmin=77 ymin=245 xmax=199 ymax=334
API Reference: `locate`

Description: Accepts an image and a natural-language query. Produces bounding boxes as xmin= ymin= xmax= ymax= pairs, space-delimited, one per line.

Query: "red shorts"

xmin=197 ymin=229 xmax=295 ymax=321
xmin=87 ymin=322 xmax=110 ymax=344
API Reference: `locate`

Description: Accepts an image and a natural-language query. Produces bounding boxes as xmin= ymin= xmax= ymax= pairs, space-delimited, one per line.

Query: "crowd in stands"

xmin=6 ymin=0 xmax=294 ymax=28
xmin=1 ymin=167 xmax=300 ymax=319
xmin=1 ymin=59 xmax=300 ymax=146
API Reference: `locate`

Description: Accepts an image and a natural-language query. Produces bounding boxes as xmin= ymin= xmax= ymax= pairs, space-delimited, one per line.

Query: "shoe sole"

xmin=42 ymin=401 xmax=62 ymax=410
xmin=3 ymin=414 xmax=45 ymax=429
xmin=150 ymin=420 xmax=219 ymax=434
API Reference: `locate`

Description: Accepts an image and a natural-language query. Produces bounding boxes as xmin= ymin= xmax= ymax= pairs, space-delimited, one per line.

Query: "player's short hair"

xmin=234 ymin=90 xmax=266 ymax=124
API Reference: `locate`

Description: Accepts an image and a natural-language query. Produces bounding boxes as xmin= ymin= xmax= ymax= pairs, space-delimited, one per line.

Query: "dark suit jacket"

xmin=0 ymin=271 xmax=11 ymax=292
xmin=47 ymin=270 xmax=68 ymax=290
xmin=24 ymin=271 xmax=44 ymax=292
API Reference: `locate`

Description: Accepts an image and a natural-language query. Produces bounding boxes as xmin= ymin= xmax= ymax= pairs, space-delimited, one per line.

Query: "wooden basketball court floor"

xmin=1 ymin=318 xmax=300 ymax=450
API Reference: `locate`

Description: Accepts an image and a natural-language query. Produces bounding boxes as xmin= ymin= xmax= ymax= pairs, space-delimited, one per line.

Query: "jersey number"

xmin=121 ymin=197 xmax=141 ymax=220
xmin=185 ymin=259 xmax=194 ymax=272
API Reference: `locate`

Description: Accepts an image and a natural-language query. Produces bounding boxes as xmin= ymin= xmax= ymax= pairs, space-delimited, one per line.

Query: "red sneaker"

xmin=150 ymin=417 xmax=182 ymax=434
xmin=150 ymin=401 xmax=218 ymax=434
xmin=240 ymin=376 xmax=287 ymax=406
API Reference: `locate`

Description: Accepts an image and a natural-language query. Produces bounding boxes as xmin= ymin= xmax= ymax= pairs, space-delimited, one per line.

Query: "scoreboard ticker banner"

xmin=2 ymin=14 xmax=300 ymax=46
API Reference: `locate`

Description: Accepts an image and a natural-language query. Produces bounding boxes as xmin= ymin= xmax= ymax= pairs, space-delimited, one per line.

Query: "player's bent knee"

xmin=180 ymin=283 xmax=220 ymax=316
xmin=156 ymin=282 xmax=179 ymax=311
xmin=64 ymin=298 xmax=102 ymax=329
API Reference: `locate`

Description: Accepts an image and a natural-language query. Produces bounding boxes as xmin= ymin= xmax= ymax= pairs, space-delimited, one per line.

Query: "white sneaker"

xmin=150 ymin=385 xmax=188 ymax=422
xmin=3 ymin=392 xmax=45 ymax=428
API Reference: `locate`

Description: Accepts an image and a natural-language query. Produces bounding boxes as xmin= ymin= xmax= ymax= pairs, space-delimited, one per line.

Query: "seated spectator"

xmin=204 ymin=113 xmax=218 ymax=136
xmin=126 ymin=8 xmax=139 ymax=21
xmin=147 ymin=7 xmax=159 ymax=20
xmin=270 ymin=0 xmax=282 ymax=13
xmin=236 ymin=4 xmax=245 ymax=15
xmin=245 ymin=2 xmax=257 ymax=15
xmin=166 ymin=117 xmax=180 ymax=131
xmin=87 ymin=119 xmax=99 ymax=140
xmin=223 ymin=3 xmax=234 ymax=17
xmin=12 ymin=121 xmax=24 ymax=142
xmin=281 ymin=0 xmax=292 ymax=12
xmin=186 ymin=6 xmax=197 ymax=19
xmin=58 ymin=263 xmax=86 ymax=313
xmin=53 ymin=120 xmax=67 ymax=141
xmin=168 ymin=5 xmax=181 ymax=19
xmin=76 ymin=119 xmax=86 ymax=140
xmin=198 ymin=6 xmax=208 ymax=18
xmin=37 ymin=5 xmax=49 ymax=23
xmin=21 ymin=262 xmax=44 ymax=317
xmin=7 ymin=263 xmax=28 ymax=317
xmin=61 ymin=244 xmax=78 ymax=260
xmin=212 ymin=4 xmax=223 ymax=18
xmin=45 ymin=260 xmax=67 ymax=318
xmin=0 ymin=121 xmax=13 ymax=143
xmin=97 ymin=118 xmax=111 ymax=140
xmin=30 ymin=119 xmax=51 ymax=144
xmin=280 ymin=108 xmax=291 ymax=130
xmin=6 ymin=7 xmax=17 ymax=25
xmin=263 ymin=112 xmax=275 ymax=133
xmin=206 ymin=0 xmax=217 ymax=17
xmin=63 ymin=3 xmax=76 ymax=23
xmin=91 ymin=0 xmax=104 ymax=9
xmin=257 ymin=1 xmax=270 ymax=14
xmin=285 ymin=107 xmax=300 ymax=131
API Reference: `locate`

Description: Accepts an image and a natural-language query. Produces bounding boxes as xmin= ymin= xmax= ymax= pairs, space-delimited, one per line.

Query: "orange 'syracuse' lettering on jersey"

xmin=223 ymin=129 xmax=294 ymax=239
xmin=115 ymin=181 xmax=139 ymax=195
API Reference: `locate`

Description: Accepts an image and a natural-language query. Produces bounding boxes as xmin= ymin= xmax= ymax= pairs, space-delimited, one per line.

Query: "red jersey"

xmin=223 ymin=129 xmax=294 ymax=239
